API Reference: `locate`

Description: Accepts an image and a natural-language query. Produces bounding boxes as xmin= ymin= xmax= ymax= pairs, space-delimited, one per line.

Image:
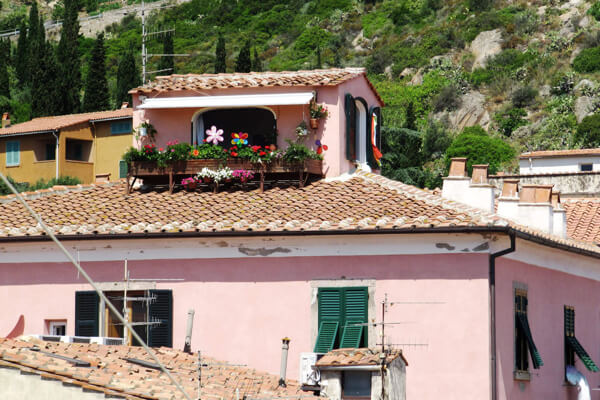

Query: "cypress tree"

xmin=83 ymin=33 xmax=109 ymax=112
xmin=31 ymin=29 xmax=60 ymax=117
xmin=252 ymin=47 xmax=262 ymax=72
xmin=0 ymin=41 xmax=9 ymax=99
xmin=157 ymin=33 xmax=174 ymax=75
xmin=57 ymin=0 xmax=81 ymax=114
xmin=215 ymin=35 xmax=226 ymax=73
xmin=115 ymin=50 xmax=139 ymax=107
xmin=28 ymin=2 xmax=40 ymax=53
xmin=235 ymin=40 xmax=251 ymax=73
xmin=15 ymin=20 xmax=29 ymax=85
xmin=405 ymin=101 xmax=416 ymax=130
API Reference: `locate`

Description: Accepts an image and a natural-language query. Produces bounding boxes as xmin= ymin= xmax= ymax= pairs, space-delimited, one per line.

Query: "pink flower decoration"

xmin=205 ymin=126 xmax=224 ymax=145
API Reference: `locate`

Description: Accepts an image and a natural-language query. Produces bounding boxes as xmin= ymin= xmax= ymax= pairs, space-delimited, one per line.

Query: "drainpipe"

xmin=51 ymin=130 xmax=59 ymax=180
xmin=279 ymin=337 xmax=290 ymax=387
xmin=489 ymin=232 xmax=515 ymax=400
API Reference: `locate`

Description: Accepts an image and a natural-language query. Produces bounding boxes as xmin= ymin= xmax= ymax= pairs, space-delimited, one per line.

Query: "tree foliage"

xmin=215 ymin=35 xmax=226 ymax=73
xmin=57 ymin=0 xmax=82 ymax=114
xmin=574 ymin=114 xmax=600 ymax=148
xmin=115 ymin=51 xmax=139 ymax=107
xmin=83 ymin=33 xmax=109 ymax=112
xmin=235 ymin=40 xmax=251 ymax=73
xmin=158 ymin=33 xmax=174 ymax=75
xmin=15 ymin=19 xmax=29 ymax=86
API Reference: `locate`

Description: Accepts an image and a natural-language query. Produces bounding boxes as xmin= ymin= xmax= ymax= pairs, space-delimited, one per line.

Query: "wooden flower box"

xmin=126 ymin=159 xmax=323 ymax=194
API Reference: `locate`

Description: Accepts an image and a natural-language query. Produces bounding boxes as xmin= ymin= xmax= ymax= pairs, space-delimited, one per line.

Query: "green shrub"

xmin=432 ymin=86 xmax=462 ymax=112
xmin=574 ymin=114 xmax=600 ymax=147
xmin=466 ymin=0 xmax=493 ymax=12
xmin=494 ymin=107 xmax=528 ymax=137
xmin=469 ymin=68 xmax=494 ymax=87
xmin=573 ymin=47 xmax=600 ymax=73
xmin=29 ymin=176 xmax=83 ymax=191
xmin=0 ymin=176 xmax=29 ymax=195
xmin=588 ymin=2 xmax=600 ymax=21
xmin=550 ymin=72 xmax=575 ymax=95
xmin=511 ymin=86 xmax=538 ymax=108
xmin=445 ymin=126 xmax=515 ymax=174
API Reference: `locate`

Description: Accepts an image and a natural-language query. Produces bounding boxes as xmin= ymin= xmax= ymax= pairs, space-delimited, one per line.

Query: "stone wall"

xmin=490 ymin=172 xmax=600 ymax=198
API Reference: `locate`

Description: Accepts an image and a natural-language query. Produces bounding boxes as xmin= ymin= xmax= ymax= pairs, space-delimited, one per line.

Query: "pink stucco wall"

xmin=0 ymin=253 xmax=489 ymax=400
xmin=131 ymin=76 xmax=383 ymax=177
xmin=496 ymin=257 xmax=600 ymax=399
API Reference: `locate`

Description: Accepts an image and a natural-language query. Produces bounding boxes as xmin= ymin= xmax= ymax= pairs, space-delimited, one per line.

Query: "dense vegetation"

xmin=2 ymin=0 xmax=600 ymax=188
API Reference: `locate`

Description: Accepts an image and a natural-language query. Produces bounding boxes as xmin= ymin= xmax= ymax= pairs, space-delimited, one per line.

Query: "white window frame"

xmin=6 ymin=140 xmax=20 ymax=166
xmin=355 ymin=100 xmax=367 ymax=165
xmin=49 ymin=321 xmax=66 ymax=336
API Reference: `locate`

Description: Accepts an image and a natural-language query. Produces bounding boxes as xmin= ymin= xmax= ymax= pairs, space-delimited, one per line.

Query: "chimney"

xmin=516 ymin=184 xmax=554 ymax=233
xmin=551 ymin=191 xmax=567 ymax=238
xmin=279 ymin=338 xmax=290 ymax=387
xmin=121 ymin=102 xmax=129 ymax=109
xmin=2 ymin=112 xmax=10 ymax=128
xmin=497 ymin=179 xmax=520 ymax=221
xmin=442 ymin=159 xmax=495 ymax=212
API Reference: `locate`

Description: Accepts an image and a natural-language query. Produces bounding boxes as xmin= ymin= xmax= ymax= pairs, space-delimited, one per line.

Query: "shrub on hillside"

xmin=574 ymin=114 xmax=600 ymax=147
xmin=494 ymin=107 xmax=528 ymax=137
xmin=0 ymin=176 xmax=28 ymax=196
xmin=432 ymin=86 xmax=462 ymax=112
xmin=511 ymin=86 xmax=538 ymax=108
xmin=588 ymin=1 xmax=600 ymax=21
xmin=573 ymin=47 xmax=600 ymax=73
xmin=445 ymin=126 xmax=515 ymax=174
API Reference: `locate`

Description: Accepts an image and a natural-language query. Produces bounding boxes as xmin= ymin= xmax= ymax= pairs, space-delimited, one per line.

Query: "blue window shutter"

xmin=148 ymin=290 xmax=173 ymax=347
xmin=111 ymin=120 xmax=132 ymax=135
xmin=6 ymin=141 xmax=20 ymax=166
xmin=314 ymin=321 xmax=339 ymax=353
xmin=75 ymin=291 xmax=99 ymax=337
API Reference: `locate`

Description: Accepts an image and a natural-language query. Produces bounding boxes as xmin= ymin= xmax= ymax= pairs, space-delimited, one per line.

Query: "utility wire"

xmin=0 ymin=172 xmax=192 ymax=400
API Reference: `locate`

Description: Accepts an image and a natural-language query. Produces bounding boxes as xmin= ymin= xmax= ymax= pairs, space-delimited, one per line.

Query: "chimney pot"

xmin=2 ymin=112 xmax=10 ymax=128
xmin=501 ymin=179 xmax=519 ymax=198
xmin=520 ymin=184 xmax=553 ymax=204
xmin=121 ymin=102 xmax=129 ymax=109
xmin=448 ymin=158 xmax=467 ymax=178
xmin=551 ymin=191 xmax=561 ymax=209
xmin=471 ymin=164 xmax=489 ymax=184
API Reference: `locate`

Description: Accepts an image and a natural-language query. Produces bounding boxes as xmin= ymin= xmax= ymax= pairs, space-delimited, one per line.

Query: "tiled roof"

xmin=0 ymin=171 xmax=598 ymax=257
xmin=0 ymin=109 xmax=133 ymax=137
xmin=129 ymin=68 xmax=383 ymax=102
xmin=519 ymin=148 xmax=600 ymax=159
xmin=0 ymin=337 xmax=309 ymax=400
xmin=316 ymin=348 xmax=407 ymax=368
xmin=564 ymin=199 xmax=600 ymax=244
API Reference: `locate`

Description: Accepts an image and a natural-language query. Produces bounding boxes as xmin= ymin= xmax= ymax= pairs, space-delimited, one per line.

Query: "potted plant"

xmin=135 ymin=121 xmax=157 ymax=142
xmin=309 ymin=104 xmax=328 ymax=129
xmin=295 ymin=121 xmax=308 ymax=139
xmin=181 ymin=177 xmax=197 ymax=191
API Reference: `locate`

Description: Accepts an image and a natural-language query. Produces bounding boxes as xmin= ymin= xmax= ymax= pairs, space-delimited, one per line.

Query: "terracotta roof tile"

xmin=0 ymin=338 xmax=310 ymax=400
xmin=129 ymin=68 xmax=383 ymax=103
xmin=315 ymin=348 xmax=407 ymax=367
xmin=564 ymin=199 xmax=600 ymax=244
xmin=519 ymin=148 xmax=600 ymax=159
xmin=0 ymin=109 xmax=133 ymax=136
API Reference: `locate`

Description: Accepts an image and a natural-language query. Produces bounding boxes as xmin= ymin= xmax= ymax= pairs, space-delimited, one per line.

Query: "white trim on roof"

xmin=137 ymin=92 xmax=315 ymax=109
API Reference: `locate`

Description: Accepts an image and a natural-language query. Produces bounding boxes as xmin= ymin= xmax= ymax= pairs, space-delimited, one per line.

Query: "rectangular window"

xmin=314 ymin=287 xmax=368 ymax=353
xmin=514 ymin=289 xmax=543 ymax=375
xmin=75 ymin=289 xmax=172 ymax=347
xmin=65 ymin=139 xmax=92 ymax=162
xmin=111 ymin=120 xmax=132 ymax=135
xmin=564 ymin=306 xmax=599 ymax=372
xmin=6 ymin=140 xmax=20 ymax=166
xmin=580 ymin=164 xmax=593 ymax=172
xmin=49 ymin=321 xmax=66 ymax=336
xmin=45 ymin=143 xmax=56 ymax=161
xmin=119 ymin=160 xmax=128 ymax=179
xmin=342 ymin=371 xmax=371 ymax=398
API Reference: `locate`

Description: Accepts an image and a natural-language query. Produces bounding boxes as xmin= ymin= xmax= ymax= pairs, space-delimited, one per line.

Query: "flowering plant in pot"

xmin=232 ymin=169 xmax=255 ymax=183
xmin=309 ymin=104 xmax=328 ymax=129
xmin=181 ymin=177 xmax=198 ymax=191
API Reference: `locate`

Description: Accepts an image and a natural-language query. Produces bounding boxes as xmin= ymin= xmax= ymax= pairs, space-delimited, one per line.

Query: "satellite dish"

xmin=566 ymin=365 xmax=591 ymax=400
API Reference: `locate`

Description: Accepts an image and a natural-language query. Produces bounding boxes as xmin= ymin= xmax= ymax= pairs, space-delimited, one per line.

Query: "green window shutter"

xmin=343 ymin=287 xmax=368 ymax=348
xmin=345 ymin=93 xmax=356 ymax=161
xmin=516 ymin=314 xmax=543 ymax=369
xmin=314 ymin=321 xmax=339 ymax=353
xmin=319 ymin=288 xmax=342 ymax=323
xmin=565 ymin=307 xmax=575 ymax=336
xmin=148 ymin=289 xmax=173 ymax=347
xmin=75 ymin=291 xmax=99 ymax=337
xmin=340 ymin=324 xmax=364 ymax=348
xmin=119 ymin=160 xmax=128 ymax=179
xmin=567 ymin=336 xmax=599 ymax=372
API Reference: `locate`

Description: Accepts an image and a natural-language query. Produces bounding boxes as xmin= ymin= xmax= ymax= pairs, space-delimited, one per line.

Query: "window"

xmin=342 ymin=371 xmax=371 ymax=398
xmin=564 ymin=306 xmax=599 ymax=373
xmin=75 ymin=289 xmax=172 ymax=347
xmin=514 ymin=289 xmax=543 ymax=376
xmin=65 ymin=139 xmax=92 ymax=162
xmin=45 ymin=143 xmax=56 ymax=161
xmin=49 ymin=321 xmax=66 ymax=336
xmin=580 ymin=163 xmax=593 ymax=172
xmin=111 ymin=120 xmax=132 ymax=135
xmin=314 ymin=287 xmax=368 ymax=353
xmin=119 ymin=160 xmax=128 ymax=179
xmin=344 ymin=94 xmax=382 ymax=169
xmin=6 ymin=140 xmax=20 ymax=166
xmin=195 ymin=108 xmax=276 ymax=146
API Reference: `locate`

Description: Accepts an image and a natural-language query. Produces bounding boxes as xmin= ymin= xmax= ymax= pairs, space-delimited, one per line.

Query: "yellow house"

xmin=0 ymin=109 xmax=133 ymax=185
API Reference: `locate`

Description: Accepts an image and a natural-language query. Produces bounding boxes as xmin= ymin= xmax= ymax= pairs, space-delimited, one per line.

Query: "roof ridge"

xmin=0 ymin=181 xmax=123 ymax=205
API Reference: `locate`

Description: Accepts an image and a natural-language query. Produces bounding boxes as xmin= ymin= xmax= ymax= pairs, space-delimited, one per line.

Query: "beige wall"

xmin=0 ymin=134 xmax=57 ymax=184
xmin=58 ymin=122 xmax=94 ymax=183
xmin=93 ymin=119 xmax=132 ymax=181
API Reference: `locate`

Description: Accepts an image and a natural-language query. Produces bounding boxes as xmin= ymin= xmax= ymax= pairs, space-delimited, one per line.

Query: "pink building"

xmin=1 ymin=70 xmax=599 ymax=400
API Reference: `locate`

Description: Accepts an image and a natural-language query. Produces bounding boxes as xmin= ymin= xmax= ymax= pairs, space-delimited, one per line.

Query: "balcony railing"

xmin=126 ymin=159 xmax=323 ymax=194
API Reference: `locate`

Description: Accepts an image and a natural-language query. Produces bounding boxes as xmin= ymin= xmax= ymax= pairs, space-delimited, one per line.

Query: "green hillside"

xmin=3 ymin=0 xmax=600 ymax=187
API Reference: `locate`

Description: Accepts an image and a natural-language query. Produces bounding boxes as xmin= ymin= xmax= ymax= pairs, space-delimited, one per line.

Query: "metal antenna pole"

xmin=198 ymin=351 xmax=202 ymax=400
xmin=141 ymin=0 xmax=146 ymax=83
xmin=381 ymin=293 xmax=387 ymax=353
xmin=123 ymin=259 xmax=129 ymax=345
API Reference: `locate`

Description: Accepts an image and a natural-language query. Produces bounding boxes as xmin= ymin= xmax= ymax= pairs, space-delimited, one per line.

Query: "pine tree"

xmin=252 ymin=47 xmax=262 ymax=72
xmin=115 ymin=50 xmax=139 ymax=107
xmin=31 ymin=29 xmax=60 ymax=118
xmin=235 ymin=40 xmax=251 ymax=73
xmin=15 ymin=20 xmax=29 ymax=85
xmin=57 ymin=0 xmax=81 ymax=115
xmin=215 ymin=35 xmax=226 ymax=73
xmin=83 ymin=33 xmax=109 ymax=112
xmin=157 ymin=33 xmax=174 ymax=75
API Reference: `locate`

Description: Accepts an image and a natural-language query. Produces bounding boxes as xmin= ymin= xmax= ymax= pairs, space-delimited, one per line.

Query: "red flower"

xmin=159 ymin=148 xmax=164 ymax=152
xmin=233 ymin=145 xmax=238 ymax=149
xmin=231 ymin=152 xmax=238 ymax=157
xmin=259 ymin=151 xmax=266 ymax=156
xmin=251 ymin=145 xmax=261 ymax=152
xmin=223 ymin=148 xmax=228 ymax=152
